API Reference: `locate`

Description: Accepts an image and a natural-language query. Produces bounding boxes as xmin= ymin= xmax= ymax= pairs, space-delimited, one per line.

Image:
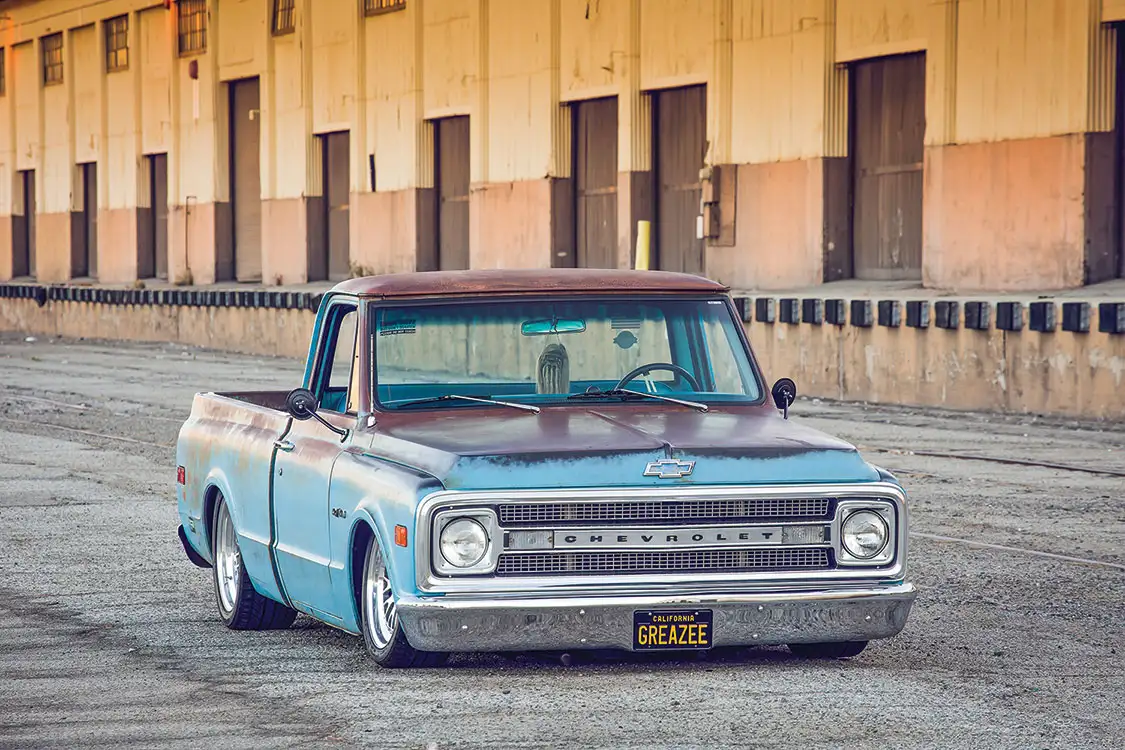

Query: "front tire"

xmin=787 ymin=641 xmax=868 ymax=659
xmin=360 ymin=534 xmax=447 ymax=668
xmin=211 ymin=494 xmax=297 ymax=630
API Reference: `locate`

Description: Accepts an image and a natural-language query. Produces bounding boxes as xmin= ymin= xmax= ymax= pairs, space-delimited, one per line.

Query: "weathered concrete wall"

xmin=0 ymin=296 xmax=314 ymax=359
xmin=3 ymin=292 xmax=1122 ymax=420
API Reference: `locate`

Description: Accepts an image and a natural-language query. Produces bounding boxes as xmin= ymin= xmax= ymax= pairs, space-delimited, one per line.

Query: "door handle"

xmin=274 ymin=439 xmax=295 ymax=452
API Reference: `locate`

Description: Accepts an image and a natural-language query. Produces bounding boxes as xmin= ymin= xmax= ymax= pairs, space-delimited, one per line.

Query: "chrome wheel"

xmin=215 ymin=503 xmax=241 ymax=614
xmin=363 ymin=539 xmax=397 ymax=650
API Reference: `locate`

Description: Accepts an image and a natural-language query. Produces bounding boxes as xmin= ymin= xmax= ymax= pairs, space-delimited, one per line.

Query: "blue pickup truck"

xmin=175 ymin=269 xmax=915 ymax=667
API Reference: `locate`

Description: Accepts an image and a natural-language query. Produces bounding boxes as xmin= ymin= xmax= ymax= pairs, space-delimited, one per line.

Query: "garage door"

xmin=436 ymin=116 xmax=470 ymax=271
xmin=574 ymin=97 xmax=618 ymax=269
xmin=654 ymin=85 xmax=706 ymax=275
xmin=852 ymin=54 xmax=925 ymax=280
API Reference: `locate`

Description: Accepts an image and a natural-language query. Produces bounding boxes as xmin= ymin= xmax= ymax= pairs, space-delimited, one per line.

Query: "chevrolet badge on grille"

xmin=643 ymin=459 xmax=696 ymax=479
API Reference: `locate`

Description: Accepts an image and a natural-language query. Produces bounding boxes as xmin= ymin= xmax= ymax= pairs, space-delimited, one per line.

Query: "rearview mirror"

xmin=521 ymin=318 xmax=586 ymax=336
xmin=285 ymin=388 xmax=318 ymax=420
xmin=771 ymin=378 xmax=797 ymax=419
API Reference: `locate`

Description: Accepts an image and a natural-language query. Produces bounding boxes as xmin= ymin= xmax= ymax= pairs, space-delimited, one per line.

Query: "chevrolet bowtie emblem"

xmin=643 ymin=459 xmax=696 ymax=479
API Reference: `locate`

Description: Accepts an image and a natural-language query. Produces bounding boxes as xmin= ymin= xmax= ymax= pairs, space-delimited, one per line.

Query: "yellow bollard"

xmin=634 ymin=220 xmax=651 ymax=270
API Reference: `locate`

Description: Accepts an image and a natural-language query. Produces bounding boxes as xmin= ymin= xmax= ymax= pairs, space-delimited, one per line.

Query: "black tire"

xmin=787 ymin=641 xmax=868 ymax=659
xmin=210 ymin=494 xmax=298 ymax=631
xmin=360 ymin=534 xmax=448 ymax=668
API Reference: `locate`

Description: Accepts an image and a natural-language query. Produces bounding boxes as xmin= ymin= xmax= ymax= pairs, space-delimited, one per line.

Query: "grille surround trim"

xmin=413 ymin=483 xmax=908 ymax=595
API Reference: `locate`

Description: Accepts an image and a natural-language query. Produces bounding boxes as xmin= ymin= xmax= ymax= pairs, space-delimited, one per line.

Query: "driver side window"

xmin=318 ymin=305 xmax=358 ymax=414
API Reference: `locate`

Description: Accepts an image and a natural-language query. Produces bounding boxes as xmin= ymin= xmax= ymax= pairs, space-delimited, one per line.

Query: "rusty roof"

xmin=331 ymin=269 xmax=728 ymax=298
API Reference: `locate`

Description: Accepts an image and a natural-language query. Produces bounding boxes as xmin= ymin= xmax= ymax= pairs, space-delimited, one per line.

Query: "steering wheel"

xmin=615 ymin=362 xmax=701 ymax=392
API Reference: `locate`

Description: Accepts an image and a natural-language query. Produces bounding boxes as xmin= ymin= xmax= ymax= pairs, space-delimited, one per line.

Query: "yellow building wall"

xmin=310 ymin=0 xmax=355 ymax=134
xmin=173 ymin=46 xmax=220 ymax=205
xmin=835 ymin=0 xmax=928 ymax=62
xmin=422 ymin=0 xmax=478 ymax=118
xmin=72 ymin=24 xmax=100 ymax=165
xmin=140 ymin=7 xmax=174 ymax=156
xmin=487 ymin=0 xmax=553 ymax=183
xmin=0 ymin=62 xmax=12 ymax=216
xmin=105 ymin=55 xmax=138 ymax=210
xmin=0 ymin=0 xmax=1120 ymax=285
xmin=559 ymin=0 xmax=628 ymax=102
xmin=730 ymin=0 xmax=834 ymax=164
xmin=13 ymin=42 xmax=38 ymax=173
xmin=364 ymin=2 xmax=420 ymax=192
xmin=270 ymin=28 xmax=309 ymax=200
xmin=217 ymin=0 xmax=267 ymax=82
xmin=955 ymin=0 xmax=1101 ymax=143
xmin=41 ymin=47 xmax=71 ymax=215
xmin=1106 ymin=0 xmax=1125 ymax=22
xmin=640 ymin=0 xmax=713 ymax=90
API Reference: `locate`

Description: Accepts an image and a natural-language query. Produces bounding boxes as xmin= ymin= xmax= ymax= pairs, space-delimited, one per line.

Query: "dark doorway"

xmin=321 ymin=131 xmax=351 ymax=281
xmin=572 ymin=97 xmax=618 ymax=269
xmin=149 ymin=154 xmax=169 ymax=279
xmin=435 ymin=116 xmax=470 ymax=270
xmin=12 ymin=170 xmax=35 ymax=278
xmin=74 ymin=162 xmax=97 ymax=278
xmin=851 ymin=53 xmax=925 ymax=281
xmin=230 ymin=77 xmax=262 ymax=282
xmin=653 ymin=85 xmax=707 ymax=275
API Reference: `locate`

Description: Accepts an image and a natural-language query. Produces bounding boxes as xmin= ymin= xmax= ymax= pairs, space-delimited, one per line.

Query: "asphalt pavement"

xmin=0 ymin=333 xmax=1122 ymax=749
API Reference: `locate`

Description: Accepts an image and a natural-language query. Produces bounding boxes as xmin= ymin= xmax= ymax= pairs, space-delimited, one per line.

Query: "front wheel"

xmin=360 ymin=534 xmax=447 ymax=668
xmin=211 ymin=494 xmax=297 ymax=630
xmin=787 ymin=641 xmax=868 ymax=659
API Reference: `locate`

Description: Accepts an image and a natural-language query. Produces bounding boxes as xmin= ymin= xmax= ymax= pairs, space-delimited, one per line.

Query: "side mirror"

xmin=771 ymin=378 xmax=797 ymax=419
xmin=285 ymin=388 xmax=318 ymax=420
xmin=284 ymin=387 xmax=349 ymax=440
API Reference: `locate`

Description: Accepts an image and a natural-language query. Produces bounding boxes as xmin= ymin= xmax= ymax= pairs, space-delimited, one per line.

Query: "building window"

xmin=105 ymin=15 xmax=129 ymax=72
xmin=42 ymin=33 xmax=63 ymax=86
xmin=272 ymin=0 xmax=296 ymax=35
xmin=364 ymin=0 xmax=406 ymax=17
xmin=178 ymin=0 xmax=208 ymax=56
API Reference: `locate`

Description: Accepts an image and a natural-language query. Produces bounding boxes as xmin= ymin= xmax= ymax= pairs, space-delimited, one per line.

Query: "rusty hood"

xmin=365 ymin=405 xmax=879 ymax=490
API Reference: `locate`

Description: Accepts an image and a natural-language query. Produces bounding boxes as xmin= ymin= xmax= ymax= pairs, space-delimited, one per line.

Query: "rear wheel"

xmin=360 ymin=534 xmax=447 ymax=668
xmin=787 ymin=641 xmax=868 ymax=659
xmin=211 ymin=494 xmax=297 ymax=630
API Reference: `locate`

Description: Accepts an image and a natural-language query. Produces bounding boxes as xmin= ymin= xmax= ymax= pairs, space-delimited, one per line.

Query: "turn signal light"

xmin=394 ymin=525 xmax=408 ymax=547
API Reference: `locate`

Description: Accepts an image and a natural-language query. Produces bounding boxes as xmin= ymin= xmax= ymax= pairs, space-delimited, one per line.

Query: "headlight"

xmin=841 ymin=510 xmax=889 ymax=559
xmin=438 ymin=518 xmax=488 ymax=568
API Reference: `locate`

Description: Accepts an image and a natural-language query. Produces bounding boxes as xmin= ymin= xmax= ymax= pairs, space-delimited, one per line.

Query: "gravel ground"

xmin=0 ymin=333 xmax=1122 ymax=750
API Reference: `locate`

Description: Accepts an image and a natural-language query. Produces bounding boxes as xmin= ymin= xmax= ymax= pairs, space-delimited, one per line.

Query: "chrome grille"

xmin=498 ymin=497 xmax=832 ymax=526
xmin=495 ymin=548 xmax=831 ymax=576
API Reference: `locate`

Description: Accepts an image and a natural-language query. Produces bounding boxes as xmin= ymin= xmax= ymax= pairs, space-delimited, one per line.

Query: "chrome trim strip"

xmin=396 ymin=582 xmax=917 ymax=652
xmin=414 ymin=483 xmax=909 ymax=594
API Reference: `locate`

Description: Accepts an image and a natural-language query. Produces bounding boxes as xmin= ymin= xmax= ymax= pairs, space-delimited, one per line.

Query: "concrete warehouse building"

xmin=0 ymin=0 xmax=1124 ymax=293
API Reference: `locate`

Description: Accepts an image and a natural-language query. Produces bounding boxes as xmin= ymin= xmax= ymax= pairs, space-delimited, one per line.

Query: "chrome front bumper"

xmin=396 ymin=583 xmax=917 ymax=653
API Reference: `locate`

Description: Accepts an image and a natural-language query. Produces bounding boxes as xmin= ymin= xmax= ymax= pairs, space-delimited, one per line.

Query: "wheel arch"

xmin=349 ymin=519 xmax=377 ymax=630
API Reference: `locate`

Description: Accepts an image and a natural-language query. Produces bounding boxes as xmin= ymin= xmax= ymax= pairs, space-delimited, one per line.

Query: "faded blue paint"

xmin=440 ymin=449 xmax=879 ymax=491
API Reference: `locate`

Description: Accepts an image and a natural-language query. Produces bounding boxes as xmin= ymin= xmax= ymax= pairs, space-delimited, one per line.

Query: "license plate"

xmin=633 ymin=609 xmax=713 ymax=650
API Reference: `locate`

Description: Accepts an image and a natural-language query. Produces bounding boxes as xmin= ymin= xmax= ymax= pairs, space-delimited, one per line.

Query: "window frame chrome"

xmin=413 ymin=482 xmax=909 ymax=596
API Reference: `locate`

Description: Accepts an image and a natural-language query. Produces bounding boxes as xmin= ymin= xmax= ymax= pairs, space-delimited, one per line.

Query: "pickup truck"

xmin=176 ymin=269 xmax=916 ymax=667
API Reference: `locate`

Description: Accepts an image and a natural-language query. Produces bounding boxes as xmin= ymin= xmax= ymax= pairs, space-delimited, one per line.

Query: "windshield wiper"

xmin=567 ymin=388 xmax=708 ymax=412
xmin=393 ymin=394 xmax=541 ymax=413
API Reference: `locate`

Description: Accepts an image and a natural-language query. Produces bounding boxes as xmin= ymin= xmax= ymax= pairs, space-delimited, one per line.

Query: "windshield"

xmin=372 ymin=297 xmax=762 ymax=410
